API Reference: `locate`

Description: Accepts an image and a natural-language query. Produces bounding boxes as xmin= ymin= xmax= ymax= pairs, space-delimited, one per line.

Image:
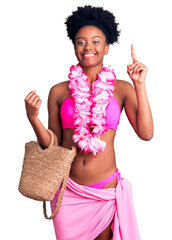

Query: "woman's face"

xmin=74 ymin=25 xmax=109 ymax=69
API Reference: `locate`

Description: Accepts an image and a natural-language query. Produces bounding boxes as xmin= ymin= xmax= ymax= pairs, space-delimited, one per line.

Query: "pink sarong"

xmin=51 ymin=176 xmax=140 ymax=240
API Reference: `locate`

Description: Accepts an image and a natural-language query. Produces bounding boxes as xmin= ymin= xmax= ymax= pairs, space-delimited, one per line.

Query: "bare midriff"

xmin=61 ymin=128 xmax=118 ymax=189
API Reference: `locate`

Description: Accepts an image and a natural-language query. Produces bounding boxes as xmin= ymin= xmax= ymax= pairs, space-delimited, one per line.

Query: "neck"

xmin=82 ymin=64 xmax=103 ymax=84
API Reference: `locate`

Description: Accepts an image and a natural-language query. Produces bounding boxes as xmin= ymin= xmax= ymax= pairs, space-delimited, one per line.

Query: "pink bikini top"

xmin=60 ymin=90 xmax=121 ymax=131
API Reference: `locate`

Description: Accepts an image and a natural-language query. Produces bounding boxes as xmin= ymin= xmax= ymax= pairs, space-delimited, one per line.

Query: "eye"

xmin=77 ymin=41 xmax=85 ymax=46
xmin=93 ymin=40 xmax=100 ymax=44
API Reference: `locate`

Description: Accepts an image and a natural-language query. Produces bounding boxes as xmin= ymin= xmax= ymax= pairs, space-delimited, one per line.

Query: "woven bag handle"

xmin=43 ymin=170 xmax=70 ymax=220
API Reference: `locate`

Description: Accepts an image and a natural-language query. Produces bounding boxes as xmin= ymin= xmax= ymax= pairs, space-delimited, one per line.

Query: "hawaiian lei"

xmin=68 ymin=64 xmax=116 ymax=157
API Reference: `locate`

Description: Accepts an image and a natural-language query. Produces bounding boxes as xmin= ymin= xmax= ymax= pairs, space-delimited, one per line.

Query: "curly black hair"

xmin=65 ymin=5 xmax=120 ymax=45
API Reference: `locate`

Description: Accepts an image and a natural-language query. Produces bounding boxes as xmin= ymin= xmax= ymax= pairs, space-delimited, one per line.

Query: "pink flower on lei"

xmin=68 ymin=64 xmax=116 ymax=157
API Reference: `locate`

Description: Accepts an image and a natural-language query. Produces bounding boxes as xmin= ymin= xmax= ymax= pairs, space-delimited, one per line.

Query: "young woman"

xmin=25 ymin=5 xmax=153 ymax=240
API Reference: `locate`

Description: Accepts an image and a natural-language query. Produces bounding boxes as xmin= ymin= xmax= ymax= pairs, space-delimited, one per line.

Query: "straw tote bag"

xmin=18 ymin=129 xmax=76 ymax=220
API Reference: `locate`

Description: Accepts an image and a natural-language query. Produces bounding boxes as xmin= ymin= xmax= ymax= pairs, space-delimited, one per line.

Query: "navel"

xmin=83 ymin=160 xmax=86 ymax=166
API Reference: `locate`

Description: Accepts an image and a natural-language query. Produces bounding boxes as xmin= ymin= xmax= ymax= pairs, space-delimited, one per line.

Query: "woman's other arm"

xmin=25 ymin=85 xmax=62 ymax=148
xmin=25 ymin=90 xmax=51 ymax=148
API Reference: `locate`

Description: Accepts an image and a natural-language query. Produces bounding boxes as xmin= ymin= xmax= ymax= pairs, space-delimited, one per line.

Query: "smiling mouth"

xmin=83 ymin=53 xmax=96 ymax=58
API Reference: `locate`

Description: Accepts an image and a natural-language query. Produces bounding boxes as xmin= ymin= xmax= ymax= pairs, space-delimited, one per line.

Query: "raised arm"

xmin=124 ymin=44 xmax=153 ymax=140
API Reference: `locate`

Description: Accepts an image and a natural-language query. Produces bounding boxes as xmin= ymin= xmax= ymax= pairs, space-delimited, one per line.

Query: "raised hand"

xmin=127 ymin=44 xmax=147 ymax=84
xmin=25 ymin=90 xmax=42 ymax=122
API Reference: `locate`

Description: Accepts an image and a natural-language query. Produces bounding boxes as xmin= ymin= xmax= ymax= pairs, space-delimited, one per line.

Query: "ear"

xmin=104 ymin=44 xmax=109 ymax=56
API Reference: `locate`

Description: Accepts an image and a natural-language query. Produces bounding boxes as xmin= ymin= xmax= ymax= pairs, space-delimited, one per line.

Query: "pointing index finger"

xmin=131 ymin=44 xmax=137 ymax=63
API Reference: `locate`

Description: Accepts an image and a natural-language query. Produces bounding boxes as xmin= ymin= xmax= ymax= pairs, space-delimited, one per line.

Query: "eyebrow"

xmin=76 ymin=36 xmax=102 ymax=40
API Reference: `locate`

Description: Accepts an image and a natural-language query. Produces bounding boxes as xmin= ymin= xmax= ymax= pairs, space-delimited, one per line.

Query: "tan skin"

xmin=25 ymin=26 xmax=153 ymax=240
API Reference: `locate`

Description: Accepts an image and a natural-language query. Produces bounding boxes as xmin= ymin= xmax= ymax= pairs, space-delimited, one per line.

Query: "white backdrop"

xmin=1 ymin=0 xmax=172 ymax=239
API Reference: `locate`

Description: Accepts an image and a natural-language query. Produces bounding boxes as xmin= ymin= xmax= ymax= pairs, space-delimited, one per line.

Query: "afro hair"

xmin=65 ymin=5 xmax=120 ymax=45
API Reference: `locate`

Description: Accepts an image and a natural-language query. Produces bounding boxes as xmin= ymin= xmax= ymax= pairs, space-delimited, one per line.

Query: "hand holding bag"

xmin=18 ymin=129 xmax=76 ymax=219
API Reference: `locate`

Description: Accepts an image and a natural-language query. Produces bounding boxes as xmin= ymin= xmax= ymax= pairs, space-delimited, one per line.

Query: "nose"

xmin=84 ymin=41 xmax=92 ymax=51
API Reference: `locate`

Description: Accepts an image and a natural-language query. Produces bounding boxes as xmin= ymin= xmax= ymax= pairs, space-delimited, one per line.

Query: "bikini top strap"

xmin=67 ymin=89 xmax=71 ymax=98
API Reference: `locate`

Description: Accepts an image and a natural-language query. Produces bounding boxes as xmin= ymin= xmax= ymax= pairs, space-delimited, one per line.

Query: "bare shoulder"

xmin=115 ymin=79 xmax=133 ymax=90
xmin=49 ymin=81 xmax=69 ymax=95
xmin=115 ymin=79 xmax=135 ymax=98
xmin=48 ymin=81 xmax=69 ymax=104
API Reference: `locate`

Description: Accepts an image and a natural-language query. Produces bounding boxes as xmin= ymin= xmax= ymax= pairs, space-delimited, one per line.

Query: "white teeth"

xmin=84 ymin=54 xmax=95 ymax=57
